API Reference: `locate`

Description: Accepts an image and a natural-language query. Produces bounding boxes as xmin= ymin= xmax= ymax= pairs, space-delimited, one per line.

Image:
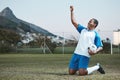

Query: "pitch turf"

xmin=0 ymin=54 xmax=120 ymax=80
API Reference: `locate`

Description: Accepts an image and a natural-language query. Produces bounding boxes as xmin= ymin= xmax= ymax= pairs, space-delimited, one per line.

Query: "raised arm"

xmin=70 ymin=6 xmax=78 ymax=29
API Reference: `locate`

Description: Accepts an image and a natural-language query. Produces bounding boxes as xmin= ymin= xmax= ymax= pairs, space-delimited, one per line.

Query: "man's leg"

xmin=78 ymin=69 xmax=88 ymax=76
xmin=87 ymin=63 xmax=105 ymax=74
xmin=69 ymin=69 xmax=77 ymax=75
xmin=78 ymin=55 xmax=89 ymax=76
xmin=78 ymin=64 xmax=105 ymax=75
xmin=69 ymin=54 xmax=79 ymax=75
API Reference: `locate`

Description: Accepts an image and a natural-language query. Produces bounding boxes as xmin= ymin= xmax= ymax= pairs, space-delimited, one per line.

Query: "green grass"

xmin=0 ymin=54 xmax=120 ymax=80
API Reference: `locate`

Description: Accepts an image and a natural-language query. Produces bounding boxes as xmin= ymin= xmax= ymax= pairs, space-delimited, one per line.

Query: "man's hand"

xmin=88 ymin=47 xmax=103 ymax=55
xmin=70 ymin=6 xmax=74 ymax=12
xmin=88 ymin=49 xmax=97 ymax=55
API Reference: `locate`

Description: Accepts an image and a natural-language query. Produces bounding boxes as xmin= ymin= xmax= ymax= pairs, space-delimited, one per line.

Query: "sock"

xmin=87 ymin=65 xmax=99 ymax=75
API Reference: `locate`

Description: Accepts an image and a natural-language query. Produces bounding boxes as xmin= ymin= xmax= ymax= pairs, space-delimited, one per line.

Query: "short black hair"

xmin=93 ymin=18 xmax=98 ymax=28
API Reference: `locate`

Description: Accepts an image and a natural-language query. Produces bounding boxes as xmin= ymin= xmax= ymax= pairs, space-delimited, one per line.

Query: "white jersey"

xmin=74 ymin=24 xmax=103 ymax=57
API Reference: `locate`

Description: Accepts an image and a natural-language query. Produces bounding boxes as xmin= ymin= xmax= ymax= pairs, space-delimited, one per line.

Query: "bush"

xmin=0 ymin=42 xmax=16 ymax=53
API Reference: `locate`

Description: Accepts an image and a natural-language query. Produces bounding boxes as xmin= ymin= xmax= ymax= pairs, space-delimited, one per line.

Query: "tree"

xmin=0 ymin=29 xmax=20 ymax=53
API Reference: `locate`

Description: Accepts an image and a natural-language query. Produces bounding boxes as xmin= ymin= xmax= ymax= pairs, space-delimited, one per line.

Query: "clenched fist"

xmin=70 ymin=6 xmax=74 ymax=12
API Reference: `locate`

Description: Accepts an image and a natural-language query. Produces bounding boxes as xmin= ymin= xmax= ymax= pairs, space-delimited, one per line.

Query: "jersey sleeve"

xmin=77 ymin=24 xmax=85 ymax=33
xmin=94 ymin=32 xmax=103 ymax=48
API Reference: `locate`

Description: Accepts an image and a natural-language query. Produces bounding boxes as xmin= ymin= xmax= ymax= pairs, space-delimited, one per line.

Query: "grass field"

xmin=0 ymin=54 xmax=120 ymax=80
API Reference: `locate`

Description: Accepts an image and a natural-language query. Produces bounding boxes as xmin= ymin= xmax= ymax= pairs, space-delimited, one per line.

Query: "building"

xmin=113 ymin=30 xmax=120 ymax=45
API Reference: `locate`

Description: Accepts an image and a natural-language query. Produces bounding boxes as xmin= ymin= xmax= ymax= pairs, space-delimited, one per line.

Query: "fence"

xmin=1 ymin=31 xmax=120 ymax=54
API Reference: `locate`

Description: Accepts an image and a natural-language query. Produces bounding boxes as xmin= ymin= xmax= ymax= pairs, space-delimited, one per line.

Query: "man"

xmin=69 ymin=6 xmax=105 ymax=76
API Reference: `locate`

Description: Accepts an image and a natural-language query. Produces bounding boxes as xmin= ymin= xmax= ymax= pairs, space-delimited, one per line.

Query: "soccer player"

xmin=69 ymin=6 xmax=105 ymax=76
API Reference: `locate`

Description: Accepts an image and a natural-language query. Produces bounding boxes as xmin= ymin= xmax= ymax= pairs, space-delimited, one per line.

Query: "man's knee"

xmin=69 ymin=69 xmax=77 ymax=75
xmin=79 ymin=69 xmax=87 ymax=76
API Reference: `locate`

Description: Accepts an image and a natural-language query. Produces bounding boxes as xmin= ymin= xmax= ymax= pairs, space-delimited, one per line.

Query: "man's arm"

xmin=70 ymin=6 xmax=78 ymax=29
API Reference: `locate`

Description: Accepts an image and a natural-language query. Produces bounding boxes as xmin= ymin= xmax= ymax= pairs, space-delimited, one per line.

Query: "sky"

xmin=0 ymin=0 xmax=120 ymax=40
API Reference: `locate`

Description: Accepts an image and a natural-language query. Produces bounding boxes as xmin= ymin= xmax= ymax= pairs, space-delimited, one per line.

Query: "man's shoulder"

xmin=94 ymin=31 xmax=100 ymax=37
xmin=77 ymin=24 xmax=86 ymax=29
xmin=77 ymin=24 xmax=86 ymax=33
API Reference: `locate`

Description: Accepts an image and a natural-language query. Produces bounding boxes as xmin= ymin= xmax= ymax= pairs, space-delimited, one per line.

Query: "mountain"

xmin=0 ymin=7 xmax=56 ymax=36
xmin=0 ymin=7 xmax=19 ymax=23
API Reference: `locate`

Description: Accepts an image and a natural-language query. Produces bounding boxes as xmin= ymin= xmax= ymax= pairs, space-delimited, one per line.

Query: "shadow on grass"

xmin=39 ymin=72 xmax=69 ymax=76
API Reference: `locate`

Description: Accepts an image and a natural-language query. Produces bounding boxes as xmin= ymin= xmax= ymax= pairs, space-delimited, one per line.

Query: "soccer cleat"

xmin=97 ymin=63 xmax=105 ymax=74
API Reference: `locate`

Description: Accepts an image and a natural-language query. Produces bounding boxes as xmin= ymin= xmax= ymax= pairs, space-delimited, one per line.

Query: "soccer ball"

xmin=89 ymin=44 xmax=97 ymax=52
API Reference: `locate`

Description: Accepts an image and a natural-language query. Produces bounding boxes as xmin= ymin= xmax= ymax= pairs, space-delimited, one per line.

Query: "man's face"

xmin=87 ymin=19 xmax=96 ymax=30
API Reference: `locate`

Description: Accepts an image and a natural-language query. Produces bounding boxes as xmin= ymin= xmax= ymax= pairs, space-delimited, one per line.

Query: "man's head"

xmin=87 ymin=18 xmax=98 ymax=30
